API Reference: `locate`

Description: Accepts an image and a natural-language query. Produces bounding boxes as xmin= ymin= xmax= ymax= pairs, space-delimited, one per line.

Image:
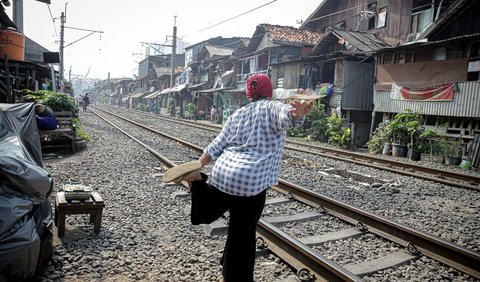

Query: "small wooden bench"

xmin=54 ymin=191 xmax=105 ymax=237
xmin=39 ymin=111 xmax=76 ymax=153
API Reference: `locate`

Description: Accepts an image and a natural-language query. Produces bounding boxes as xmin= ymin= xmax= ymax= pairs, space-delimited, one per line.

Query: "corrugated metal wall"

xmin=373 ymin=81 xmax=480 ymax=117
xmin=342 ymin=60 xmax=374 ymax=110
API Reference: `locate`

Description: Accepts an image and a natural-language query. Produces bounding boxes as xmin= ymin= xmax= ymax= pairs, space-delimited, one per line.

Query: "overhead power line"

xmin=47 ymin=4 xmax=57 ymax=36
xmin=196 ymin=0 xmax=278 ymax=33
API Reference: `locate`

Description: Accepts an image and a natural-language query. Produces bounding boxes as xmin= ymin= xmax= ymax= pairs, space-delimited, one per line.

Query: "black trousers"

xmin=190 ymin=175 xmax=267 ymax=282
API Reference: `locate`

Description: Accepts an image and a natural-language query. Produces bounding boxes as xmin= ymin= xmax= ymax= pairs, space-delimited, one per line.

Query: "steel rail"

xmin=90 ymin=108 xmax=360 ymax=281
xmin=286 ymin=143 xmax=480 ymax=191
xmin=275 ymin=179 xmax=480 ymax=279
xmin=287 ymin=139 xmax=480 ymax=186
xmin=257 ymin=220 xmax=362 ymax=282
xmin=92 ymin=107 xmax=480 ymax=279
xmin=102 ymin=106 xmax=480 ymax=191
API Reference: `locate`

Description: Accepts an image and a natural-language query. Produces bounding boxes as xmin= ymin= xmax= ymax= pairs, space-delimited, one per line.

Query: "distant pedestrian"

xmin=210 ymin=105 xmax=217 ymax=122
xmin=82 ymin=93 xmax=90 ymax=112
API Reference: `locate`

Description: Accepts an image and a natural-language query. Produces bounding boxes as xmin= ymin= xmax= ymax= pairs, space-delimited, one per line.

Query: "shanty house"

xmin=233 ymin=24 xmax=322 ymax=121
xmin=184 ymin=37 xmax=243 ymax=120
xmin=300 ymin=0 xmax=478 ymax=147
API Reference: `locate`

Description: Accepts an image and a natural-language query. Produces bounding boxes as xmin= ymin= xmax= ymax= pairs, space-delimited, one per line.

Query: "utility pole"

xmin=171 ymin=16 xmax=181 ymax=116
xmin=170 ymin=16 xmax=177 ymax=88
xmin=60 ymin=11 xmax=65 ymax=81
xmin=12 ymin=0 xmax=24 ymax=33
xmin=59 ymin=3 xmax=102 ymax=83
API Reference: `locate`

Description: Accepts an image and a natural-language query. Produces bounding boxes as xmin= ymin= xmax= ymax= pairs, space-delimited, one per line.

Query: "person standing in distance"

xmin=184 ymin=73 xmax=314 ymax=282
xmin=82 ymin=93 xmax=90 ymax=112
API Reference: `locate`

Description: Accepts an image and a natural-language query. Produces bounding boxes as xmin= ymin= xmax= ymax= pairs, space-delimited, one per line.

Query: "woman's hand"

xmin=288 ymin=100 xmax=314 ymax=120
xmin=199 ymin=154 xmax=211 ymax=167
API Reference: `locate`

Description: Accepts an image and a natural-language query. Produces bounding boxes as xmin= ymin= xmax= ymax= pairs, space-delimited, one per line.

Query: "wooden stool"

xmin=55 ymin=191 xmax=105 ymax=237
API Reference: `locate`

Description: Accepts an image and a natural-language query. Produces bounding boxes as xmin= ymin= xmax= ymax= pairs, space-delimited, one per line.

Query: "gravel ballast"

xmin=38 ymin=111 xmax=297 ymax=282
xmin=36 ymin=107 xmax=480 ymax=281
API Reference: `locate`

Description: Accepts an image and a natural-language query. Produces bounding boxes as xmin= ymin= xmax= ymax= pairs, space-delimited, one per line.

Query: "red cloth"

xmin=246 ymin=74 xmax=272 ymax=100
xmin=399 ymin=83 xmax=454 ymax=101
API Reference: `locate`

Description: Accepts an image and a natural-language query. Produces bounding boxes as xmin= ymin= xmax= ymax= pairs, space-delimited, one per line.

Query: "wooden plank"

xmin=91 ymin=192 xmax=104 ymax=203
xmin=344 ymin=251 xmax=417 ymax=277
xmin=39 ymin=111 xmax=76 ymax=153
xmin=472 ymin=133 xmax=480 ymax=168
xmin=57 ymin=191 xmax=68 ymax=205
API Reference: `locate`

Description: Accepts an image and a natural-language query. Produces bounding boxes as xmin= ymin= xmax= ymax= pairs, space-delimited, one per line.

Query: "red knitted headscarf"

xmin=246 ymin=74 xmax=273 ymax=100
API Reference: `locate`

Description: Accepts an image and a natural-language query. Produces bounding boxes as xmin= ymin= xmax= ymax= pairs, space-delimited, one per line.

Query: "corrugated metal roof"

xmin=144 ymin=90 xmax=162 ymax=99
xmin=129 ymin=92 xmax=146 ymax=98
xmin=225 ymin=84 xmax=246 ymax=93
xmin=160 ymin=88 xmax=172 ymax=95
xmin=154 ymin=66 xmax=184 ymax=77
xmin=313 ymin=27 xmax=390 ymax=54
xmin=204 ymin=45 xmax=233 ymax=57
xmin=171 ymin=84 xmax=187 ymax=92
xmin=373 ymin=81 xmax=480 ymax=118
xmin=25 ymin=36 xmax=51 ymax=63
xmin=196 ymin=87 xmax=234 ymax=94
xmin=379 ymin=33 xmax=480 ymax=52
xmin=187 ymin=82 xmax=208 ymax=89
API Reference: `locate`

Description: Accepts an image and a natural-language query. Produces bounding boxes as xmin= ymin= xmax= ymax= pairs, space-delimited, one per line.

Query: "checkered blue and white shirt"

xmin=204 ymin=100 xmax=304 ymax=196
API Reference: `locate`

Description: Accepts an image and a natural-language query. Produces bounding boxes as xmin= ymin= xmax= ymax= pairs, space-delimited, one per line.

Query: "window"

xmin=377 ymin=7 xmax=387 ymax=28
xmin=381 ymin=53 xmax=393 ymax=64
xmin=468 ymin=60 xmax=480 ymax=81
xmin=411 ymin=8 xmax=433 ymax=33
xmin=270 ymin=55 xmax=278 ymax=64
xmin=434 ymin=47 xmax=446 ymax=61
xmin=394 ymin=53 xmax=406 ymax=64
xmin=469 ymin=41 xmax=480 ymax=58
xmin=335 ymin=21 xmax=346 ymax=28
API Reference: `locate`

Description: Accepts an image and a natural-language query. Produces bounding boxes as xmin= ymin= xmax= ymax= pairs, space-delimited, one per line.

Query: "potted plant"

xmin=367 ymin=120 xmax=392 ymax=155
xmin=439 ymin=137 xmax=462 ymax=165
xmin=185 ymin=103 xmax=196 ymax=120
xmin=419 ymin=129 xmax=437 ymax=162
xmin=388 ymin=119 xmax=408 ymax=157
xmin=406 ymin=119 xmax=422 ymax=161
xmin=327 ymin=112 xmax=352 ymax=149
xmin=389 ymin=110 xmax=421 ymax=157
xmin=407 ymin=142 xmax=422 ymax=161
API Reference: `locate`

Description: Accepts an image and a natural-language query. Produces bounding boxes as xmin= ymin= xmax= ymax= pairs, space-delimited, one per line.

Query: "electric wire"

xmin=47 ymin=4 xmax=57 ymax=36
xmin=196 ymin=0 xmax=278 ymax=33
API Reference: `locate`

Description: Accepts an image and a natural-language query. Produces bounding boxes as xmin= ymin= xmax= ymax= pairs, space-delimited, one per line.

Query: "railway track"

xmin=90 ymin=107 xmax=480 ymax=281
xmin=97 ymin=106 xmax=480 ymax=191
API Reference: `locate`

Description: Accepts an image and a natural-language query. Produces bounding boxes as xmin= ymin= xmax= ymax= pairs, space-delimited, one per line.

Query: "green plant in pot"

xmin=327 ymin=112 xmax=351 ymax=148
xmin=185 ymin=103 xmax=196 ymax=119
xmin=406 ymin=119 xmax=422 ymax=160
xmin=389 ymin=110 xmax=421 ymax=157
xmin=439 ymin=137 xmax=462 ymax=165
xmin=168 ymin=99 xmax=176 ymax=117
xmin=389 ymin=120 xmax=409 ymax=157
xmin=367 ymin=120 xmax=392 ymax=154
xmin=419 ymin=129 xmax=437 ymax=161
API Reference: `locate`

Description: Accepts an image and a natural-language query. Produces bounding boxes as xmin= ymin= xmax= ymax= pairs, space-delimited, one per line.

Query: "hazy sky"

xmin=7 ymin=0 xmax=322 ymax=79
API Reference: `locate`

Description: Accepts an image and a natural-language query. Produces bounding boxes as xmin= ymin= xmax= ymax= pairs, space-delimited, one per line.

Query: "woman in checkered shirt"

xmin=186 ymin=73 xmax=314 ymax=282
